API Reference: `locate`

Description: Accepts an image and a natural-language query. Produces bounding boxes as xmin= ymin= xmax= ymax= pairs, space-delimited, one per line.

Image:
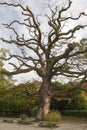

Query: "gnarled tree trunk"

xmin=36 ymin=77 xmax=52 ymax=121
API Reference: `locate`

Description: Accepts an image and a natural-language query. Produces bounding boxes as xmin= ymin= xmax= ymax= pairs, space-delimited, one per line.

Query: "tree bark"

xmin=36 ymin=77 xmax=52 ymax=121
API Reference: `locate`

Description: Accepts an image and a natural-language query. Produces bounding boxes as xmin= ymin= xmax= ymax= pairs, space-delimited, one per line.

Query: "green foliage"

xmin=43 ymin=111 xmax=61 ymax=122
xmin=74 ymin=39 xmax=87 ymax=59
xmin=62 ymin=110 xmax=87 ymax=118
xmin=19 ymin=114 xmax=28 ymax=120
xmin=0 ymin=79 xmax=87 ymax=118
xmin=0 ymin=81 xmax=40 ymax=117
xmin=52 ymin=81 xmax=63 ymax=91
xmin=31 ymin=107 xmax=38 ymax=117
xmin=66 ymin=90 xmax=87 ymax=110
xmin=0 ymin=49 xmax=15 ymax=95
xmin=0 ymin=48 xmax=10 ymax=60
xmin=51 ymin=81 xmax=73 ymax=111
xmin=51 ymin=81 xmax=87 ymax=111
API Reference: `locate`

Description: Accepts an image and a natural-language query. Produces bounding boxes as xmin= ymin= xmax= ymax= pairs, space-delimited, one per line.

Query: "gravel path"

xmin=0 ymin=121 xmax=87 ymax=130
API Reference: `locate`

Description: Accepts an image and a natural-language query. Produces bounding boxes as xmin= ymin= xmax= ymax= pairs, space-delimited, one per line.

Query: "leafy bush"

xmin=43 ymin=111 xmax=61 ymax=122
xmin=31 ymin=107 xmax=38 ymax=117
xmin=19 ymin=114 xmax=28 ymax=120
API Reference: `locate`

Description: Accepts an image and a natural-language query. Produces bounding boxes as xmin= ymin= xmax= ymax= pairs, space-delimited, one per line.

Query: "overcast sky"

xmin=0 ymin=0 xmax=87 ymax=84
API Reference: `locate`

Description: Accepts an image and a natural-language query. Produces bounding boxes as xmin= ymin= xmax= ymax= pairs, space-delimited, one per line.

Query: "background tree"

xmin=0 ymin=0 xmax=87 ymax=120
xmin=0 ymin=81 xmax=40 ymax=117
xmin=0 ymin=48 xmax=14 ymax=94
xmin=51 ymin=81 xmax=87 ymax=111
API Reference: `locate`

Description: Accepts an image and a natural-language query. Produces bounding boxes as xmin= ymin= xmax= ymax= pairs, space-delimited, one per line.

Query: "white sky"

xmin=0 ymin=0 xmax=87 ymax=84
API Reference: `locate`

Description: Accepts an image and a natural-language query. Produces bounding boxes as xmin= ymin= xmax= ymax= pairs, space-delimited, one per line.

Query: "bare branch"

xmin=0 ymin=0 xmax=87 ymax=84
xmin=0 ymin=2 xmax=27 ymax=11
xmin=60 ymin=12 xmax=87 ymax=21
xmin=59 ymin=25 xmax=87 ymax=38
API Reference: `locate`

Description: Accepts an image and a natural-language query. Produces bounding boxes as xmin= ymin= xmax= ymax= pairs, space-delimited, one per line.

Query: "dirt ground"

xmin=0 ymin=118 xmax=87 ymax=130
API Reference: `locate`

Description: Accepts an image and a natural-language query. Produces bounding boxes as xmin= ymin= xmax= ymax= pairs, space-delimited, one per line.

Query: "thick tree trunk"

xmin=36 ymin=77 xmax=52 ymax=121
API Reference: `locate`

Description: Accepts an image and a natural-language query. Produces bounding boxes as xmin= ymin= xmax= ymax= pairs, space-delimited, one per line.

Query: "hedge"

xmin=0 ymin=110 xmax=32 ymax=117
xmin=61 ymin=110 xmax=87 ymax=118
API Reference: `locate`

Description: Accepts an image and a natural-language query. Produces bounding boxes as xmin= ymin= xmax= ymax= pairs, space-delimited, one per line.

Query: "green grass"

xmin=43 ymin=111 xmax=61 ymax=122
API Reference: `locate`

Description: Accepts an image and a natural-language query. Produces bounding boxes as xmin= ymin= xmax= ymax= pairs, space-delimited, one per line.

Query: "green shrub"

xmin=31 ymin=107 xmax=38 ymax=117
xmin=43 ymin=111 xmax=61 ymax=122
xmin=69 ymin=90 xmax=87 ymax=110
xmin=19 ymin=114 xmax=28 ymax=120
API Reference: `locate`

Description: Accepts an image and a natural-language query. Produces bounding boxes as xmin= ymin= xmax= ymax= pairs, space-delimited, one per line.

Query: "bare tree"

xmin=0 ymin=0 xmax=87 ymax=120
